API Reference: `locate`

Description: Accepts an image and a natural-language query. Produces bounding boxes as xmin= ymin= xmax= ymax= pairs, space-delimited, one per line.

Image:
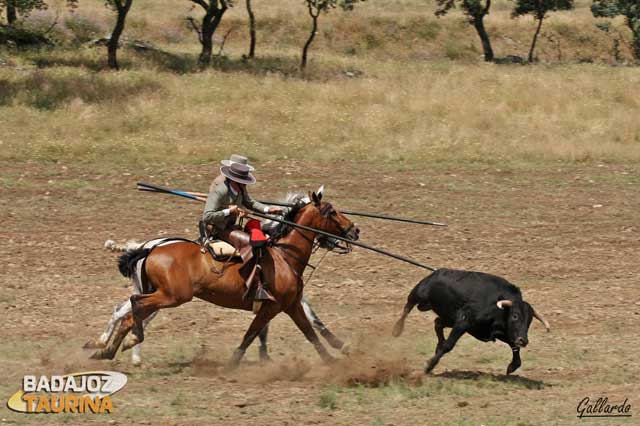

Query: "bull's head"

xmin=497 ymin=300 xmax=550 ymax=348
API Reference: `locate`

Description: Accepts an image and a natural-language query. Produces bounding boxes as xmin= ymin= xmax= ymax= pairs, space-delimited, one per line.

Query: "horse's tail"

xmin=118 ymin=248 xmax=151 ymax=278
xmin=392 ymin=272 xmax=437 ymax=337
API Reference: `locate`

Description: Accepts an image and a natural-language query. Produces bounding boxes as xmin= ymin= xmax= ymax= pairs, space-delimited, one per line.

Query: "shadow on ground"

xmin=435 ymin=370 xmax=547 ymax=390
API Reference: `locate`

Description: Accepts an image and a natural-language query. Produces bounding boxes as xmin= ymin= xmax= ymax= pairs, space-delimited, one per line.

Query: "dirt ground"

xmin=1 ymin=161 xmax=638 ymax=426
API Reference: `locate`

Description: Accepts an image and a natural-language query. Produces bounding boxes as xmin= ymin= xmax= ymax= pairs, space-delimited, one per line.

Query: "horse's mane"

xmin=262 ymin=192 xmax=309 ymax=240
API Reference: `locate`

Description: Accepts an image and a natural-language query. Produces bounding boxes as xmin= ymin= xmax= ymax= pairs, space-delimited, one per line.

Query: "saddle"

xmin=199 ymin=220 xmax=275 ymax=309
xmin=206 ymin=240 xmax=242 ymax=261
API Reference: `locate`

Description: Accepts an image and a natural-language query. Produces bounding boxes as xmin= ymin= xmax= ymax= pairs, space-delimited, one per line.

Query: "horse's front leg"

xmin=257 ymin=324 xmax=271 ymax=362
xmin=228 ymin=304 xmax=281 ymax=370
xmin=287 ymin=301 xmax=335 ymax=364
xmin=301 ymin=296 xmax=347 ymax=352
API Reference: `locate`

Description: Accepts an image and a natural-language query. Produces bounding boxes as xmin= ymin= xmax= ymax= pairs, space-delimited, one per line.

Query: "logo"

xmin=7 ymin=371 xmax=127 ymax=414
xmin=577 ymin=396 xmax=632 ymax=419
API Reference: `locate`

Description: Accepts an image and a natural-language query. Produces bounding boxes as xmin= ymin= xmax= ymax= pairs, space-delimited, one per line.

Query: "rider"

xmin=202 ymin=160 xmax=283 ymax=302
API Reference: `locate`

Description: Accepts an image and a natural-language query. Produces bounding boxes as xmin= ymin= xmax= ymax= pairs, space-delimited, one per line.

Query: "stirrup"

xmin=254 ymin=263 xmax=275 ymax=302
xmin=254 ymin=282 xmax=276 ymax=302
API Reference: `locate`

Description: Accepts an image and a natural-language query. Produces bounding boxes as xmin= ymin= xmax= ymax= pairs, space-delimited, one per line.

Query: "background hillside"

xmin=1 ymin=0 xmax=639 ymax=169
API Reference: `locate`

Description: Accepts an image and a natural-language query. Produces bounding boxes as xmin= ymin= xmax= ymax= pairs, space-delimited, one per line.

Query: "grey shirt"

xmin=208 ymin=174 xmax=226 ymax=193
xmin=202 ymin=180 xmax=269 ymax=233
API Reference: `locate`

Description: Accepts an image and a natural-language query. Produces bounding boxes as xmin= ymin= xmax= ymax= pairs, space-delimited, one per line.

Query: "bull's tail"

xmin=118 ymin=248 xmax=151 ymax=278
xmin=392 ymin=272 xmax=437 ymax=337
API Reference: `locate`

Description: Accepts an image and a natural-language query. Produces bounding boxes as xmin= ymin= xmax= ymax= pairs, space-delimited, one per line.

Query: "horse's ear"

xmin=310 ymin=191 xmax=320 ymax=206
xmin=316 ymin=185 xmax=324 ymax=201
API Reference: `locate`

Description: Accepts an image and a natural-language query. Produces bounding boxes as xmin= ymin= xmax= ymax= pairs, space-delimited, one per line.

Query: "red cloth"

xmin=245 ymin=219 xmax=267 ymax=243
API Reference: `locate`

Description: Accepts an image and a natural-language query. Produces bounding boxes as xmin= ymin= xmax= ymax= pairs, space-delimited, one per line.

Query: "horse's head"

xmin=305 ymin=189 xmax=360 ymax=248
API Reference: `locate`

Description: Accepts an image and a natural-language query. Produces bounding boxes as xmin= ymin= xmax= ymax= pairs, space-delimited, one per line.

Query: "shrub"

xmin=63 ymin=14 xmax=105 ymax=44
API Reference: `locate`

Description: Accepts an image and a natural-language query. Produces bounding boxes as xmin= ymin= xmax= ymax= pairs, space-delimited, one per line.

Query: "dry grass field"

xmin=1 ymin=0 xmax=639 ymax=425
xmin=2 ymin=1 xmax=640 ymax=169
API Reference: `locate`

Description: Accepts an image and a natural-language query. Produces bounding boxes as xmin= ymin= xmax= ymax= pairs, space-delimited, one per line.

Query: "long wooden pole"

xmin=136 ymin=182 xmax=437 ymax=271
xmin=247 ymin=210 xmax=436 ymax=271
xmin=137 ymin=182 xmax=446 ymax=227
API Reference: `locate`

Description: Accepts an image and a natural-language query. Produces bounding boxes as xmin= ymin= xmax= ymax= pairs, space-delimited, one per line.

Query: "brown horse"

xmin=90 ymin=191 xmax=359 ymax=367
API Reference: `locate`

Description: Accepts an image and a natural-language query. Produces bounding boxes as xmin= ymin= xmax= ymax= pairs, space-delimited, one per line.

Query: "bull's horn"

xmin=531 ymin=305 xmax=551 ymax=332
xmin=496 ymin=300 xmax=513 ymax=309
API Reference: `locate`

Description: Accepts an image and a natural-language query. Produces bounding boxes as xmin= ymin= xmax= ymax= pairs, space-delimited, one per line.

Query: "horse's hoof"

xmin=132 ymin=355 xmax=142 ymax=366
xmin=90 ymin=349 xmax=114 ymax=360
xmin=83 ymin=339 xmax=106 ymax=349
xmin=340 ymin=343 xmax=352 ymax=356
xmin=225 ymin=349 xmax=244 ymax=371
xmin=259 ymin=350 xmax=272 ymax=363
xmin=322 ymin=354 xmax=337 ymax=365
xmin=320 ymin=330 xmax=345 ymax=350
xmin=122 ymin=336 xmax=139 ymax=352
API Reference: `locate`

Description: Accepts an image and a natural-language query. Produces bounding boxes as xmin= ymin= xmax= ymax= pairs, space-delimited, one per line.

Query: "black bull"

xmin=393 ymin=269 xmax=550 ymax=374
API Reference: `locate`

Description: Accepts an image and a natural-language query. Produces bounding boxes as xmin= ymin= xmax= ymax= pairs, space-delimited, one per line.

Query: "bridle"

xmin=274 ymin=201 xmax=355 ymax=283
xmin=318 ymin=202 xmax=354 ymax=254
xmin=273 ymin=200 xmax=355 ymax=271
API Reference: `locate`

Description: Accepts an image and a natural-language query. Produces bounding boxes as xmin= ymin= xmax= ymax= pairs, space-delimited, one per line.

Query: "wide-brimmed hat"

xmin=220 ymin=163 xmax=256 ymax=185
xmin=220 ymin=154 xmax=254 ymax=171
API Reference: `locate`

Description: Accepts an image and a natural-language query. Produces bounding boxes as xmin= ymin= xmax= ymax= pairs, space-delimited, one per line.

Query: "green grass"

xmin=314 ymin=373 xmax=547 ymax=414
xmin=318 ymin=385 xmax=339 ymax=410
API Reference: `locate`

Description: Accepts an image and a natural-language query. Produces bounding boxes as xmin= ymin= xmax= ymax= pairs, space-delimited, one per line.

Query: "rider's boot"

xmin=253 ymin=247 xmax=275 ymax=302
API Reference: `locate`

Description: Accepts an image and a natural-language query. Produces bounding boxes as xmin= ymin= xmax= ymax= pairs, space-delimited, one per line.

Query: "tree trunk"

xmin=473 ymin=14 xmax=494 ymax=62
xmin=246 ymin=0 xmax=256 ymax=58
xmin=107 ymin=0 xmax=133 ymax=70
xmin=528 ymin=13 xmax=545 ymax=62
xmin=301 ymin=12 xmax=318 ymax=71
xmin=198 ymin=5 xmax=226 ymax=67
xmin=199 ymin=23 xmax=214 ymax=66
xmin=628 ymin=18 xmax=640 ymax=61
xmin=6 ymin=0 xmax=17 ymax=25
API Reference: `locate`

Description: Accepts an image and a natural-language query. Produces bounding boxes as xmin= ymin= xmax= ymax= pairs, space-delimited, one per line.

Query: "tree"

xmin=512 ymin=0 xmax=574 ymax=62
xmin=592 ymin=0 xmax=640 ymax=60
xmin=435 ymin=0 xmax=495 ymax=62
xmin=245 ymin=0 xmax=256 ymax=58
xmin=105 ymin=0 xmax=133 ymax=70
xmin=301 ymin=0 xmax=361 ymax=71
xmin=1 ymin=0 xmax=47 ymax=26
xmin=186 ymin=0 xmax=231 ymax=67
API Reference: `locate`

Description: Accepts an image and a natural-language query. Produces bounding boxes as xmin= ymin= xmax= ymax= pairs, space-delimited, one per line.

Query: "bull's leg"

xmin=301 ymin=297 xmax=345 ymax=350
xmin=425 ymin=324 xmax=466 ymax=374
xmin=258 ymin=324 xmax=271 ymax=362
xmin=434 ymin=317 xmax=446 ymax=353
xmin=83 ymin=299 xmax=131 ymax=349
xmin=286 ymin=301 xmax=335 ymax=364
xmin=507 ymin=346 xmax=522 ymax=375
xmin=90 ymin=313 xmax=134 ymax=360
xmin=228 ymin=304 xmax=281 ymax=369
